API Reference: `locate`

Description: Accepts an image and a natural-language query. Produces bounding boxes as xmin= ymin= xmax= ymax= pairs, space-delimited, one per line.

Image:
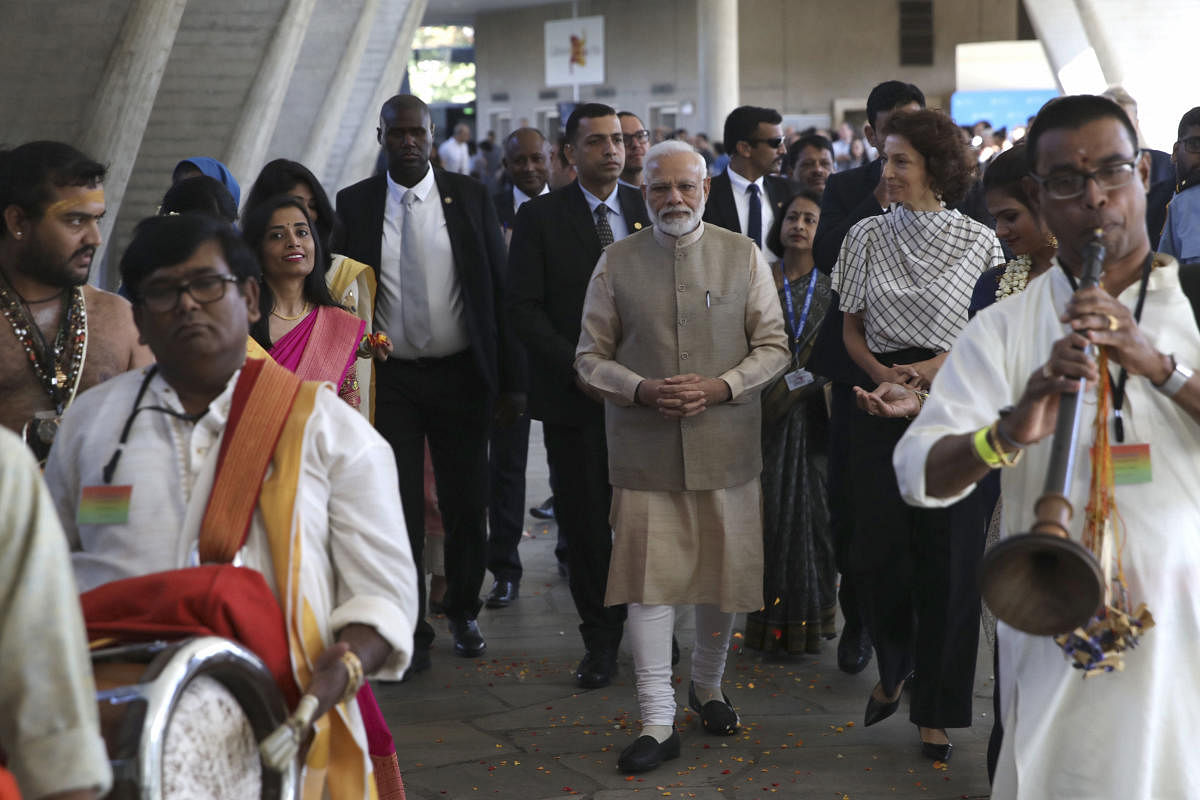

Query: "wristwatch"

xmin=1154 ymin=354 xmax=1193 ymax=398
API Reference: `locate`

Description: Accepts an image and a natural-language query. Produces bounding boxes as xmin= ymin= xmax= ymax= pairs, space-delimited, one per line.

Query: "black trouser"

xmin=487 ymin=413 xmax=530 ymax=582
xmin=542 ymin=415 xmax=626 ymax=652
xmin=848 ymin=348 xmax=991 ymax=729
xmin=827 ymin=380 xmax=864 ymax=634
xmin=374 ymin=352 xmax=493 ymax=650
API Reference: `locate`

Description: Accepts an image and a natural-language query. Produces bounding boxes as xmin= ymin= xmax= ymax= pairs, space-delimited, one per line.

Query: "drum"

xmin=91 ymin=637 xmax=299 ymax=800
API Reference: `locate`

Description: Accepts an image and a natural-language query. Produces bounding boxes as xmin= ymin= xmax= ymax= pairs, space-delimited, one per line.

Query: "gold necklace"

xmin=271 ymin=302 xmax=310 ymax=321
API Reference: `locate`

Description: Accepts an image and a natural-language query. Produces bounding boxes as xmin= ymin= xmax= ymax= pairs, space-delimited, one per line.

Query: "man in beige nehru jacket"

xmin=575 ymin=140 xmax=789 ymax=774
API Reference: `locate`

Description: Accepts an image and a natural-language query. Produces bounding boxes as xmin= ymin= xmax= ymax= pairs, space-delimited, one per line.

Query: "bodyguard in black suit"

xmin=508 ymin=104 xmax=650 ymax=689
xmin=483 ymin=128 xmax=553 ymax=610
xmin=335 ymin=94 xmax=525 ymax=667
xmin=809 ymin=81 xmax=925 ymax=678
xmin=702 ymin=105 xmax=792 ymax=258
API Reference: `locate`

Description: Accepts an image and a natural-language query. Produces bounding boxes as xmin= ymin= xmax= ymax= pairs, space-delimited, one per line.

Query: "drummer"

xmin=43 ymin=213 xmax=418 ymax=799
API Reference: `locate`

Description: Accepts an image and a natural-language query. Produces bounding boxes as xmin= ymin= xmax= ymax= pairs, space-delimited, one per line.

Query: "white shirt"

xmin=437 ymin=138 xmax=470 ymax=174
xmin=895 ymin=258 xmax=1200 ymax=799
xmin=44 ymin=367 xmax=418 ymax=682
xmin=0 ymin=428 xmax=112 ymax=798
xmin=380 ymin=168 xmax=470 ymax=359
xmin=512 ymin=183 xmax=548 ymax=214
xmin=726 ymin=166 xmax=774 ymax=247
xmin=579 ymin=183 xmax=630 ymax=244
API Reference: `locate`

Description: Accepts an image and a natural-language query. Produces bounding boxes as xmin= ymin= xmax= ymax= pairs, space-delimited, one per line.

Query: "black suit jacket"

xmin=702 ymin=169 xmax=792 ymax=249
xmin=334 ymin=167 xmax=523 ymax=396
xmin=506 ymin=181 xmax=651 ymax=425
xmin=493 ymin=188 xmax=516 ymax=229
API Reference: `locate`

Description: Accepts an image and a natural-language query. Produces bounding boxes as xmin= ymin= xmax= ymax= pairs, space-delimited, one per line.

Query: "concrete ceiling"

xmin=422 ymin=0 xmax=569 ymax=26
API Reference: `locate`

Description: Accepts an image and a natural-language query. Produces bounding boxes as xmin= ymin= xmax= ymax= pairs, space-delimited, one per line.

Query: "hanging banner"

xmin=544 ymin=16 xmax=605 ymax=87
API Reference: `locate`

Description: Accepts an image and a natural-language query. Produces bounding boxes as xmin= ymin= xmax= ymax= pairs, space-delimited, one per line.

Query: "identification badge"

xmin=784 ymin=368 xmax=815 ymax=392
xmin=1110 ymin=443 xmax=1152 ymax=485
xmin=78 ymin=485 xmax=133 ymax=525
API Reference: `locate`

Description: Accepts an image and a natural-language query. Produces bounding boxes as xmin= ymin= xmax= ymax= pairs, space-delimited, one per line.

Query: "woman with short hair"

xmin=833 ymin=108 xmax=1004 ymax=761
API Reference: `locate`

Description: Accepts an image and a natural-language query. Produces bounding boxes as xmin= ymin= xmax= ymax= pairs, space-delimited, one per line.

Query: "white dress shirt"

xmin=512 ymin=183 xmax=548 ymax=214
xmin=380 ymin=168 xmax=470 ymax=359
xmin=726 ymin=166 xmax=774 ymax=245
xmin=579 ymin=183 xmax=630 ymax=243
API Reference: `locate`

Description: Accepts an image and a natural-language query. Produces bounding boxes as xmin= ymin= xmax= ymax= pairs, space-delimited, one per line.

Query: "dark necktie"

xmin=746 ymin=183 xmax=762 ymax=248
xmin=595 ymin=204 xmax=614 ymax=248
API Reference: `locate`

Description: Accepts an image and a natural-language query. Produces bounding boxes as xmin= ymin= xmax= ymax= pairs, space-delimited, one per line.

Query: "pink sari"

xmin=270 ymin=305 xmax=404 ymax=797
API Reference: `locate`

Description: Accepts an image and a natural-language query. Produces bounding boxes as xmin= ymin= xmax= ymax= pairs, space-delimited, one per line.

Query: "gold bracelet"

xmin=987 ymin=422 xmax=1023 ymax=467
xmin=339 ymin=650 xmax=364 ymax=705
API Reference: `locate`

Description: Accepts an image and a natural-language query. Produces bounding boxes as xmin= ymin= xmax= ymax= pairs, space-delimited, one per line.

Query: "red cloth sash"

xmin=81 ymin=565 xmax=301 ymax=707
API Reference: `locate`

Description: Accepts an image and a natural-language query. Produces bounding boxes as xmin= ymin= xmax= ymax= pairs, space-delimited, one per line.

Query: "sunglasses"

xmin=748 ymin=137 xmax=784 ymax=149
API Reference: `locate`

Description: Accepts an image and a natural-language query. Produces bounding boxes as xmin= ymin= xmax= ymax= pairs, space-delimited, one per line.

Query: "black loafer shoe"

xmin=837 ymin=624 xmax=873 ymax=675
xmin=448 ymin=617 xmax=486 ymax=657
xmin=921 ymin=740 xmax=953 ymax=761
xmin=397 ymin=646 xmax=431 ymax=682
xmin=575 ymin=649 xmax=618 ymax=689
xmin=530 ymin=496 xmax=555 ymax=520
xmin=688 ymin=682 xmax=740 ymax=735
xmin=485 ymin=579 xmax=519 ymax=609
xmin=617 ymin=729 xmax=680 ymax=773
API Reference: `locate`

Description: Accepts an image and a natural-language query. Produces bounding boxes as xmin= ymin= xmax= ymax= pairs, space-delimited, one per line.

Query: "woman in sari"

xmin=243 ymin=195 xmax=377 ymax=406
xmin=744 ymin=188 xmax=837 ymax=657
xmin=246 ymin=160 xmax=379 ymax=418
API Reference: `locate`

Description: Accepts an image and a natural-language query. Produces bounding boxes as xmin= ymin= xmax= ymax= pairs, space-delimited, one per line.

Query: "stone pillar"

xmin=697 ymin=0 xmax=738 ymax=148
xmin=1021 ymin=0 xmax=1106 ymax=94
xmin=76 ymin=0 xmax=188 ymax=287
xmin=301 ymin=0 xmax=380 ymax=183
xmin=337 ymin=0 xmax=429 ymax=189
xmin=224 ymin=0 xmax=317 ymax=197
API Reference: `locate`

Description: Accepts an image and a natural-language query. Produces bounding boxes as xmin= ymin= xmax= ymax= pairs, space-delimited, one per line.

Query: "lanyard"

xmin=781 ymin=270 xmax=818 ymax=356
xmin=1061 ymin=252 xmax=1153 ymax=443
xmin=101 ymin=366 xmax=204 ymax=483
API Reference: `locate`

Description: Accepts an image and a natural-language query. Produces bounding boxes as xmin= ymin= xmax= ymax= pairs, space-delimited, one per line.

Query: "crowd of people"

xmin=2 ymin=73 xmax=1199 ymax=800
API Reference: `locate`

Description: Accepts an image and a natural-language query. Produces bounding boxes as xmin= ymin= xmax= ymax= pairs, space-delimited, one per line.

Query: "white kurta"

xmin=43 ymin=367 xmax=418 ymax=767
xmin=895 ymin=257 xmax=1200 ymax=799
xmin=0 ymin=428 xmax=112 ymax=798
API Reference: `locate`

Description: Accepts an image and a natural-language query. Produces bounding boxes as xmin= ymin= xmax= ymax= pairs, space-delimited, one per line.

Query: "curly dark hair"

xmin=881 ymin=109 xmax=976 ymax=207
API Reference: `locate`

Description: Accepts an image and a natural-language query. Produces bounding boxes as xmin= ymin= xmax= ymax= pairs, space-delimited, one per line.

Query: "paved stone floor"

xmin=374 ymin=423 xmax=995 ymax=800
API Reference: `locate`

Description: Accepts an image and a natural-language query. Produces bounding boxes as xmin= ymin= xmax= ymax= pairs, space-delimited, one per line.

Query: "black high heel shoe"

xmin=919 ymin=727 xmax=953 ymax=761
xmin=863 ymin=673 xmax=911 ymax=727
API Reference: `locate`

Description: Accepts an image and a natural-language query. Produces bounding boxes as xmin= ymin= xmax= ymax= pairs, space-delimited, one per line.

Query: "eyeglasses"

xmin=1178 ymin=136 xmax=1200 ymax=154
xmin=1029 ymin=159 xmax=1139 ymax=200
xmin=139 ymin=274 xmax=241 ymax=313
xmin=622 ymin=130 xmax=650 ymax=146
xmin=749 ymin=137 xmax=784 ymax=149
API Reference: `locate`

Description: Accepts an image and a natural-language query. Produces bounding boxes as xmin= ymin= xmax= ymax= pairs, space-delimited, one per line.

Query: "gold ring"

xmin=1106 ymin=313 xmax=1120 ymax=332
xmin=1042 ymin=363 xmax=1054 ymax=379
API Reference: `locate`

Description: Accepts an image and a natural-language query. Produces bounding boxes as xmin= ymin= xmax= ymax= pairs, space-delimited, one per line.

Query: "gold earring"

xmin=1046 ymin=232 xmax=1058 ymax=249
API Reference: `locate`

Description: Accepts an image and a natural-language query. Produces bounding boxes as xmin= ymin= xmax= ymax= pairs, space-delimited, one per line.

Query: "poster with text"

xmin=544 ymin=16 xmax=605 ymax=87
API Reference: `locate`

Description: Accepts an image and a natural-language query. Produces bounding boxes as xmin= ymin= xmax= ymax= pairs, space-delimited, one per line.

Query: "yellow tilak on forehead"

xmin=44 ymin=188 xmax=106 ymax=217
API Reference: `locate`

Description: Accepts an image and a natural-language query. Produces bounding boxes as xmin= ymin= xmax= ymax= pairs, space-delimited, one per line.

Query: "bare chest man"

xmin=0 ymin=285 xmax=151 ymax=448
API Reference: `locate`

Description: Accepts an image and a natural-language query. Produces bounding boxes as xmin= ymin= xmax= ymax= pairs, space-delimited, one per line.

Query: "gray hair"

xmin=644 ymin=140 xmax=706 ymax=181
